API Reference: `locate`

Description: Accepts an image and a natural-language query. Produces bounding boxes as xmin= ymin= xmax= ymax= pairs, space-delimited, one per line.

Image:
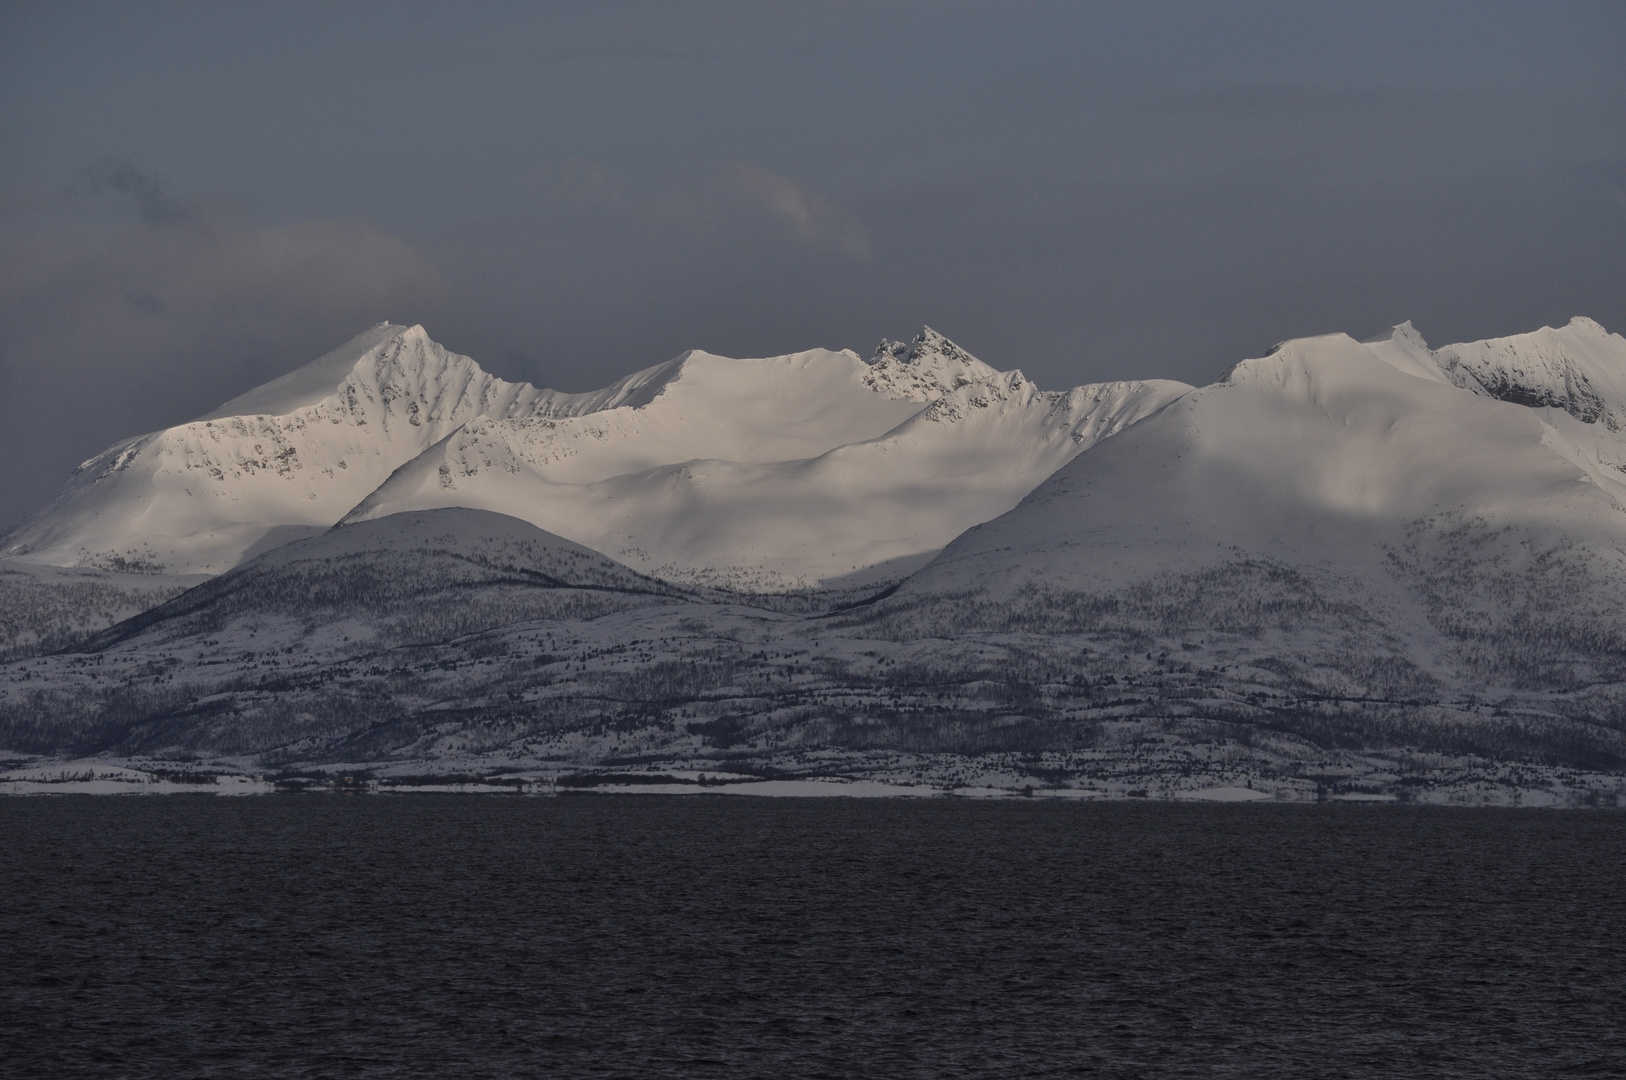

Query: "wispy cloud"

xmin=66 ymin=157 xmax=191 ymax=226
xmin=731 ymin=163 xmax=872 ymax=260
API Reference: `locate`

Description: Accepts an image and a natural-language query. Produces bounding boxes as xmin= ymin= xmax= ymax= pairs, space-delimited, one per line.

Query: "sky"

xmin=1 ymin=1 xmax=1623 ymax=530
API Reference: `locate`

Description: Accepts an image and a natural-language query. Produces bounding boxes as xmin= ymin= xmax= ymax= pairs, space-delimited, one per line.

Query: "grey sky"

xmin=1 ymin=1 xmax=1623 ymax=529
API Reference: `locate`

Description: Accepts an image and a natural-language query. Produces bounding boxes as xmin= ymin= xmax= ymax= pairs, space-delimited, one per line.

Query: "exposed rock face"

xmin=1431 ymin=317 xmax=1626 ymax=431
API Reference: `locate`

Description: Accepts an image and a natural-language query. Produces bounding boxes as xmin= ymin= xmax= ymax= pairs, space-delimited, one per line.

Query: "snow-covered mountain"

xmin=3 ymin=324 xmax=1188 ymax=590
xmin=9 ymin=314 xmax=1622 ymax=597
xmin=0 ymin=324 xmax=562 ymax=573
xmin=909 ymin=318 xmax=1626 ymax=588
xmin=7 ymin=316 xmax=1626 ymax=802
xmin=1432 ymin=316 xmax=1626 ymax=430
xmin=897 ymin=318 xmax=1626 ymax=693
xmin=345 ymin=331 xmax=1187 ymax=589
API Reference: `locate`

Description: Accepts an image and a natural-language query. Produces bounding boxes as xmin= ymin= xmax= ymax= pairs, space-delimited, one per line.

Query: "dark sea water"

xmin=3 ymin=796 xmax=1623 ymax=1079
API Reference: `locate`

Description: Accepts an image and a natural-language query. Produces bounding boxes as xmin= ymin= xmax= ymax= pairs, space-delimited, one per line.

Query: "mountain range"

xmin=1 ymin=324 xmax=1185 ymax=589
xmin=4 ymin=316 xmax=1626 ymax=804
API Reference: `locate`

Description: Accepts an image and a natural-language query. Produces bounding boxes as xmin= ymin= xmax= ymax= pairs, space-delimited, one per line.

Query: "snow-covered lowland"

xmin=4 ymin=317 xmax=1626 ymax=805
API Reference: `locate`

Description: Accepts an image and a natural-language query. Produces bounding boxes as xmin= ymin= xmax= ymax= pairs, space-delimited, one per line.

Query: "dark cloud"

xmin=68 ymin=158 xmax=188 ymax=226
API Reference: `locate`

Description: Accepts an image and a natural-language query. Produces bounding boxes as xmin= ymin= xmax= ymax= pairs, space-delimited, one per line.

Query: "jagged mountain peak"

xmin=7 ymin=323 xmax=1011 ymax=575
xmin=1 ymin=322 xmax=549 ymax=573
xmin=866 ymin=326 xmax=1002 ymax=402
xmin=873 ymin=325 xmax=969 ymax=363
xmin=871 ymin=326 xmax=994 ymax=373
xmin=1358 ymin=321 xmax=1453 ymax=385
xmin=196 ymin=321 xmax=558 ymax=428
xmin=1360 ymin=320 xmax=1429 ymax=351
xmin=20 ymin=315 xmax=1620 ymax=593
xmin=199 ymin=322 xmax=422 ymax=421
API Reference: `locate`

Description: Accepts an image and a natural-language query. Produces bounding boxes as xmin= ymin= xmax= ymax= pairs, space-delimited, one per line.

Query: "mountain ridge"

xmin=2 ymin=324 xmax=548 ymax=572
xmin=6 ymin=314 xmax=1626 ymax=801
xmin=3 ymin=322 xmax=1193 ymax=589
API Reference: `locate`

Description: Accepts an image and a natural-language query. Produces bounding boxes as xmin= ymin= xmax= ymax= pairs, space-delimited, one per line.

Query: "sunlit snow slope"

xmin=905 ymin=321 xmax=1626 ymax=646
xmin=3 ymin=324 xmax=1185 ymax=588
xmin=1432 ymin=317 xmax=1626 ymax=431
xmin=17 ymin=316 xmax=1618 ymax=602
xmin=343 ymin=330 xmax=1189 ymax=589
xmin=1 ymin=325 xmax=564 ymax=573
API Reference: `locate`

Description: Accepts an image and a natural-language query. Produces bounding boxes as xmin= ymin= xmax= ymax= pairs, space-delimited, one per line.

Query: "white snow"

xmin=1431 ymin=316 xmax=1626 ymax=431
xmin=345 ymin=361 xmax=1188 ymax=589
xmin=908 ymin=324 xmax=1626 ymax=606
xmin=2 ymin=324 xmax=560 ymax=573
xmin=2 ymin=319 xmax=1190 ymax=589
xmin=8 ymin=313 xmax=1626 ymax=613
xmin=198 ymin=323 xmax=412 ymax=421
xmin=7 ymin=315 xmax=1626 ymax=802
